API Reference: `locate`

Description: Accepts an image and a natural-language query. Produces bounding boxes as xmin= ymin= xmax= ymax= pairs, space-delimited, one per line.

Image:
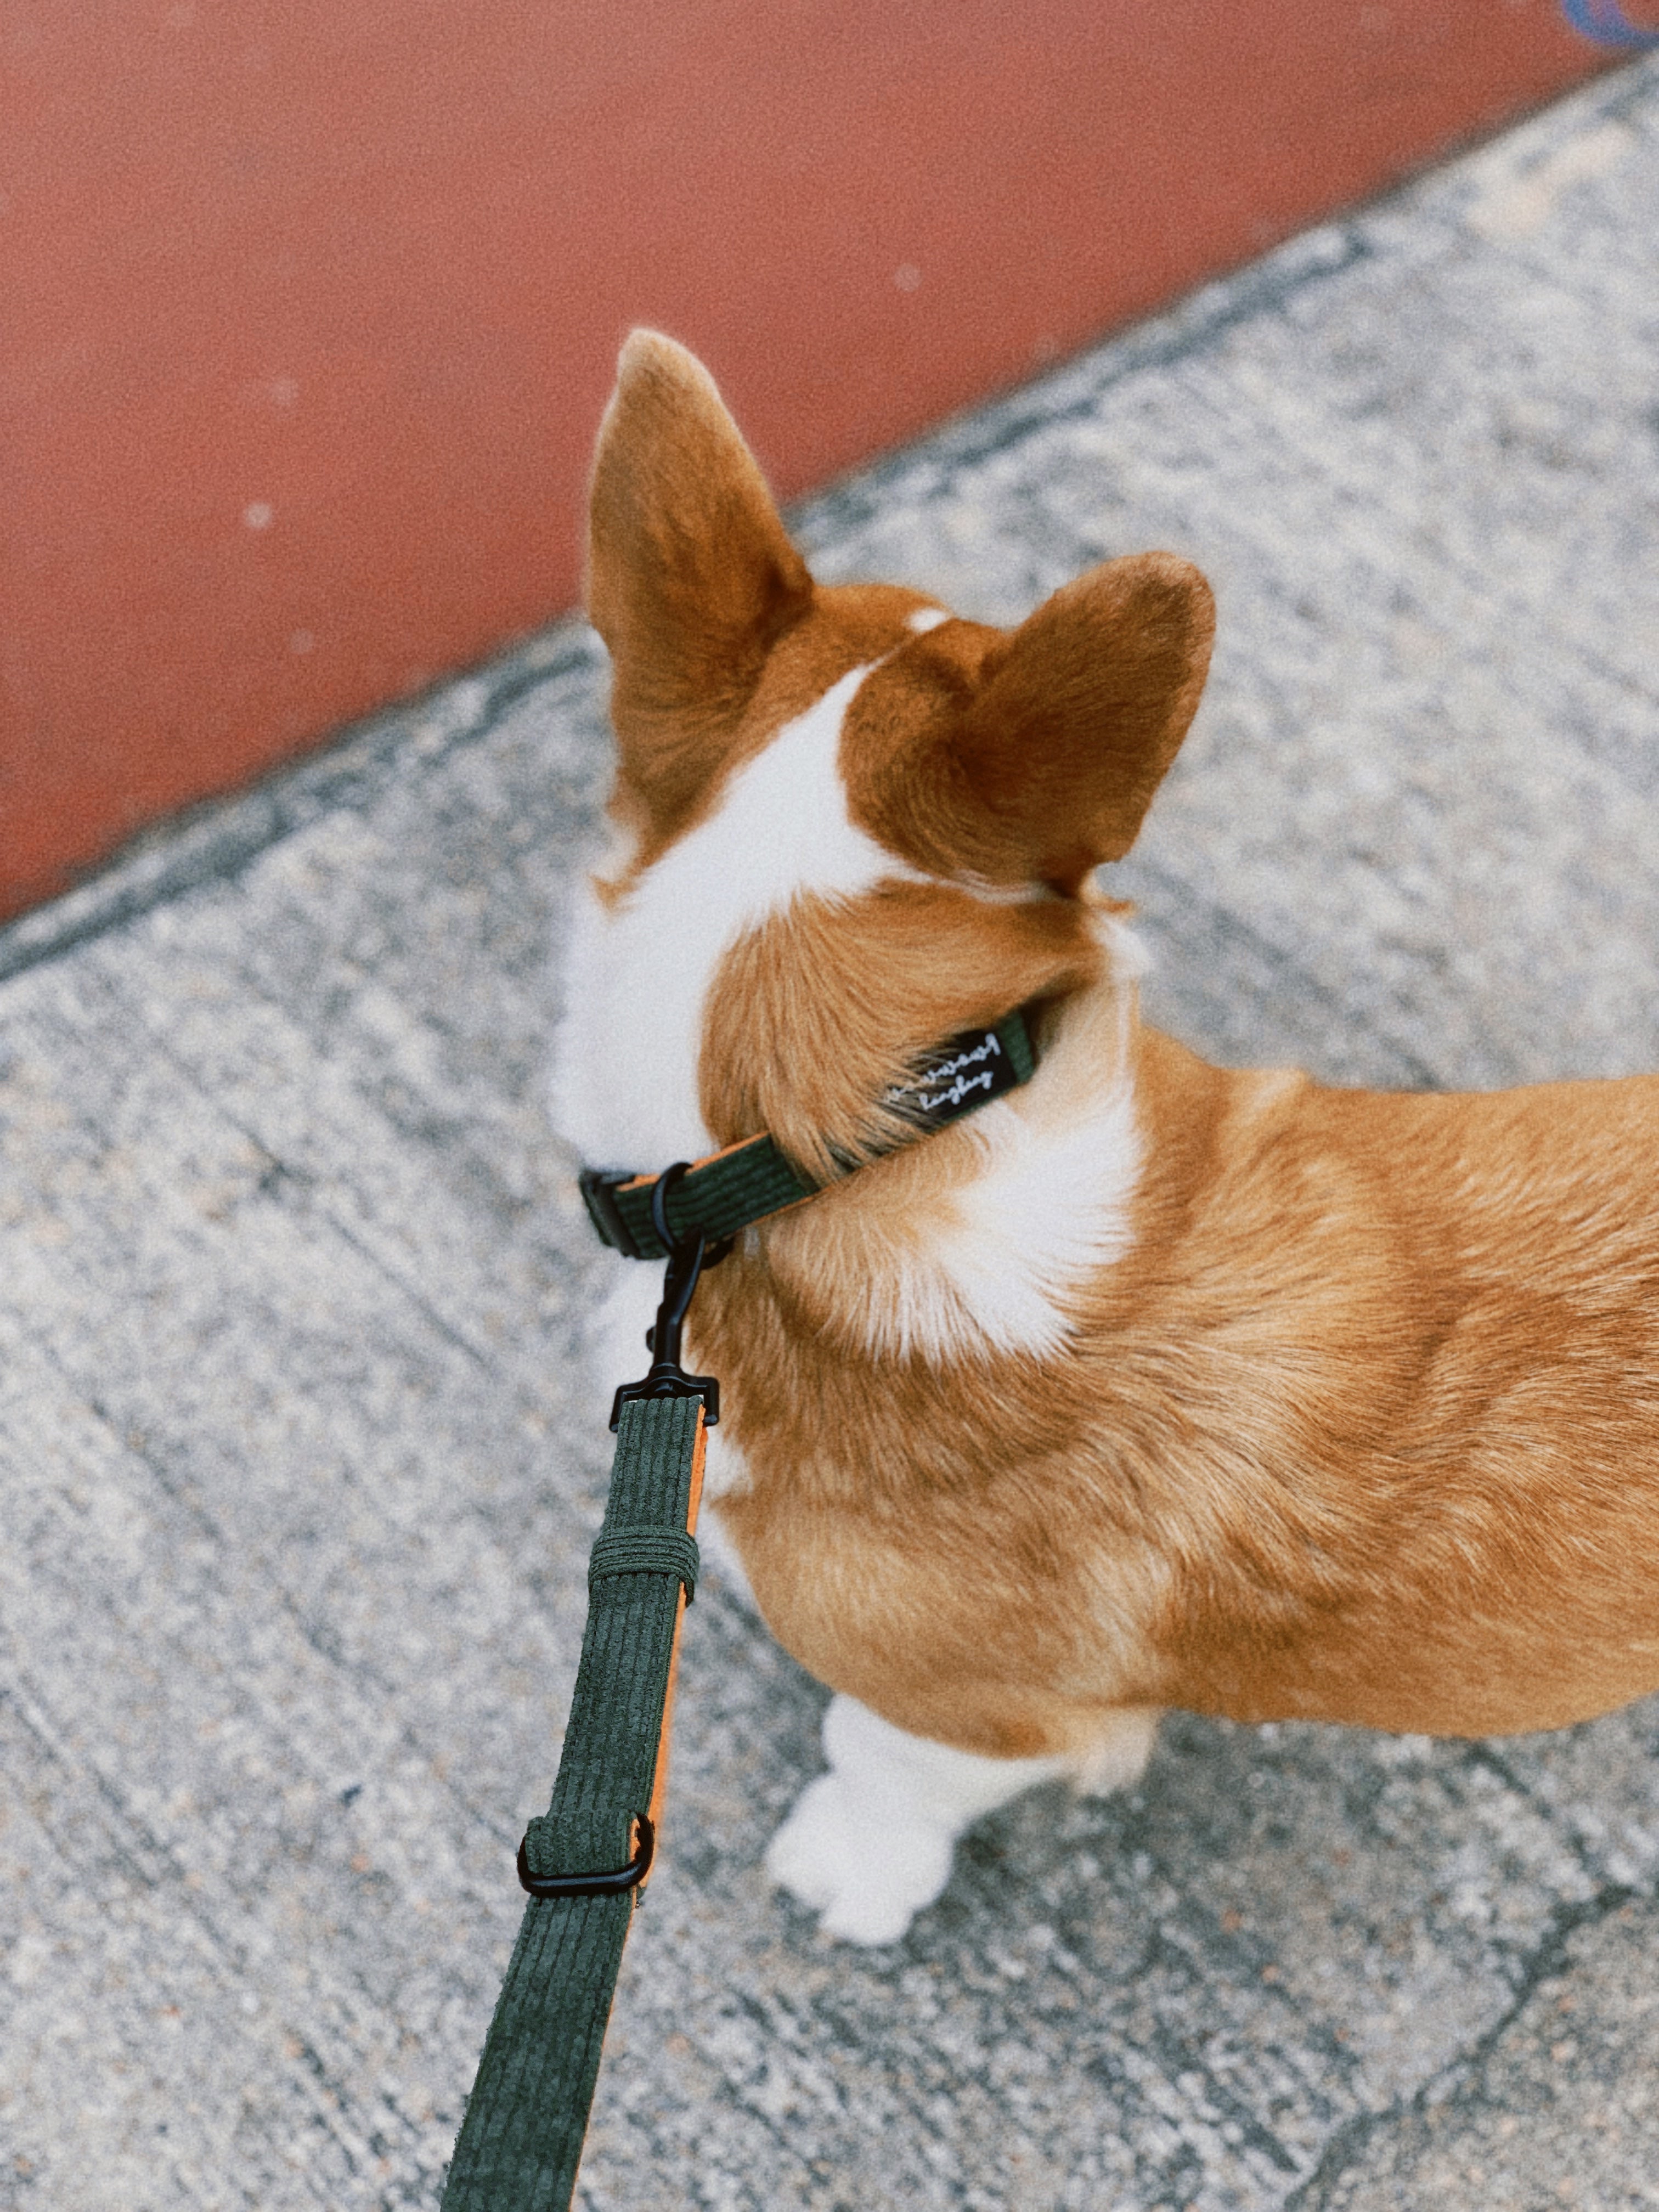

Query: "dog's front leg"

xmin=766 ymin=1694 xmax=1157 ymax=1944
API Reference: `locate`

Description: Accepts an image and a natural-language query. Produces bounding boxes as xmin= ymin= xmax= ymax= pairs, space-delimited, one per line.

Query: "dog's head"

xmin=561 ymin=330 xmax=1214 ymax=1182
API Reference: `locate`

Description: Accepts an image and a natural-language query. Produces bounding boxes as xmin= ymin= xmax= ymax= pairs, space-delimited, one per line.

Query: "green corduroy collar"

xmin=577 ymin=1005 xmax=1039 ymax=1263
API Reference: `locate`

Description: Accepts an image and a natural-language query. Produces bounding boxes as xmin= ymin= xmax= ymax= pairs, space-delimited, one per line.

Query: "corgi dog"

xmin=552 ymin=330 xmax=1659 ymax=1945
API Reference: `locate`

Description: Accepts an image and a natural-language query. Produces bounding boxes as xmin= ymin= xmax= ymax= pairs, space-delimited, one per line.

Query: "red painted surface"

xmin=0 ymin=1 xmax=1618 ymax=917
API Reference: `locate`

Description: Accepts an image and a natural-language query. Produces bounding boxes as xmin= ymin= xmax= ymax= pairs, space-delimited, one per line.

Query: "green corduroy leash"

xmin=441 ymin=1009 xmax=1037 ymax=2209
xmin=440 ymin=1396 xmax=707 ymax=2210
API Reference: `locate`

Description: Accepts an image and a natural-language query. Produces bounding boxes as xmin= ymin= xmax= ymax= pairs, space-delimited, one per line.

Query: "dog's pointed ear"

xmin=587 ymin=331 xmax=814 ymax=821
xmin=954 ymin=552 xmax=1214 ymax=885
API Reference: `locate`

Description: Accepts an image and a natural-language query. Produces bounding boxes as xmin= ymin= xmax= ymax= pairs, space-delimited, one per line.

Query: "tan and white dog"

xmin=553 ymin=330 xmax=1659 ymax=1945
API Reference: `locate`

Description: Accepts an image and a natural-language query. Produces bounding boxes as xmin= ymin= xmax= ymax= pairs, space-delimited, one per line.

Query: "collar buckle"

xmin=579 ymin=1167 xmax=648 ymax=1260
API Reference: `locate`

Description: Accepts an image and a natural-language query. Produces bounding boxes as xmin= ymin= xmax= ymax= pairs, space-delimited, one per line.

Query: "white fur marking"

xmin=587 ymin=1253 xmax=657 ymax=1404
xmin=855 ymin=928 xmax=1147 ymax=1363
xmin=551 ymin=664 xmax=911 ymax=1169
xmin=952 ymin=876 xmax=1058 ymax=906
xmin=915 ymin=1094 xmax=1138 ymax=1359
xmin=856 ymin=1090 xmax=1141 ymax=1363
xmin=906 ymin=606 xmax=950 ymax=633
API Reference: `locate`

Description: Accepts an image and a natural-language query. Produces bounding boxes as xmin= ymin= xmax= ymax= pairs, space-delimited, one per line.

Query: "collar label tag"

xmin=580 ymin=1008 xmax=1035 ymax=1258
xmin=885 ymin=1023 xmax=1024 ymax=1130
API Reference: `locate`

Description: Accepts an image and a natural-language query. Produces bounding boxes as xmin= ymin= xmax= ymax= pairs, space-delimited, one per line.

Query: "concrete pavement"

xmin=3 ymin=55 xmax=1658 ymax=2210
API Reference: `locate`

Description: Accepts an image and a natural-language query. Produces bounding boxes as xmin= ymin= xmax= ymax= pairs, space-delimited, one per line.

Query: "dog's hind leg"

xmin=765 ymin=1694 xmax=1074 ymax=1944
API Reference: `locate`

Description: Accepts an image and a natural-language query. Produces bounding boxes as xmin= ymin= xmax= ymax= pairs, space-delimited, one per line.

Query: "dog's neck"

xmin=749 ymin=934 xmax=1147 ymax=1365
xmin=556 ymin=881 xmax=1149 ymax=1367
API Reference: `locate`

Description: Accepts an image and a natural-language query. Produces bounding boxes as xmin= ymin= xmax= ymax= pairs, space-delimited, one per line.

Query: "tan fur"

xmin=584 ymin=330 xmax=1659 ymax=1769
xmin=842 ymin=560 xmax=1215 ymax=890
xmin=701 ymin=886 xmax=1102 ymax=1182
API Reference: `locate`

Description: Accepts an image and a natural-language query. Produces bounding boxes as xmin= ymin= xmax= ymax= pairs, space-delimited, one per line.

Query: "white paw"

xmin=765 ymin=1773 xmax=953 ymax=1945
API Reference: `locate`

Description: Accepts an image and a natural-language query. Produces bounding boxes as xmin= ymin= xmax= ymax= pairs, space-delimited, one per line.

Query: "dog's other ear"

xmin=587 ymin=331 xmax=814 ymax=830
xmin=954 ymin=552 xmax=1214 ymax=887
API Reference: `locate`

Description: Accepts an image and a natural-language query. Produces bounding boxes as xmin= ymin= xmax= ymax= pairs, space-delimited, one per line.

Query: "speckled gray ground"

xmin=3 ymin=57 xmax=1658 ymax=2212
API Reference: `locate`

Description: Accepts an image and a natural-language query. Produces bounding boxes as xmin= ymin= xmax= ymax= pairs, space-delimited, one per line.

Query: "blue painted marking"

xmin=1561 ymin=0 xmax=1659 ymax=47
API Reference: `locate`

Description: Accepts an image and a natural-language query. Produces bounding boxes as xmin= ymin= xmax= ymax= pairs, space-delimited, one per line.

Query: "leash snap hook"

xmin=610 ymin=1163 xmax=723 ymax=1430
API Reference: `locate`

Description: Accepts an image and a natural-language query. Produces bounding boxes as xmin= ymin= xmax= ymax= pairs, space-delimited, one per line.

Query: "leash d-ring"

xmin=648 ymin=1159 xmax=691 ymax=1255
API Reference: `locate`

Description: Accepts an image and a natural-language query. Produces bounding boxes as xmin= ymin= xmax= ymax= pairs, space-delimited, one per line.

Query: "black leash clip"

xmin=610 ymin=1163 xmax=726 ymax=1430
